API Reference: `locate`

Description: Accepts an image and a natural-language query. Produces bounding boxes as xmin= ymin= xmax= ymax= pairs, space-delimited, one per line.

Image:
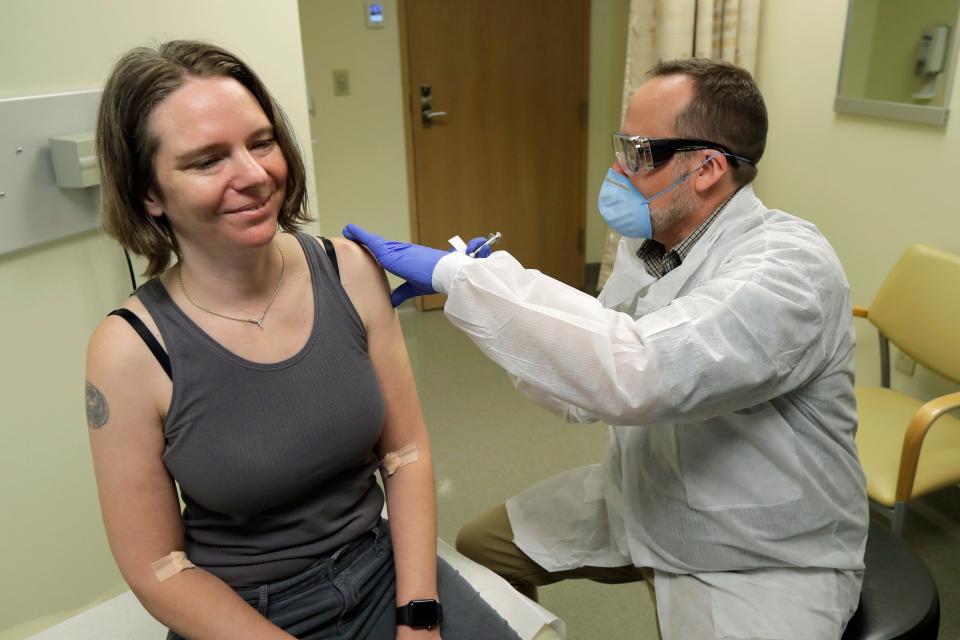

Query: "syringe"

xmin=469 ymin=232 xmax=502 ymax=257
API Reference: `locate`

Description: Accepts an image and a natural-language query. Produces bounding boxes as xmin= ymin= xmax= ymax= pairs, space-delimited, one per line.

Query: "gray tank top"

xmin=136 ymin=233 xmax=385 ymax=587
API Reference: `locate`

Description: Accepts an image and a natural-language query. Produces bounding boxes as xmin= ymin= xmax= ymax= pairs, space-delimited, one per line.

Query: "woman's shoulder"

xmin=325 ymin=235 xmax=374 ymax=266
xmin=87 ymin=291 xmax=168 ymax=384
xmin=320 ymin=236 xmax=386 ymax=285
xmin=322 ymin=235 xmax=392 ymax=326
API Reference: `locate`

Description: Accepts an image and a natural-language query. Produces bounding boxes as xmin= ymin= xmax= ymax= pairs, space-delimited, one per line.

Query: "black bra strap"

xmin=108 ymin=309 xmax=172 ymax=380
xmin=319 ymin=236 xmax=340 ymax=278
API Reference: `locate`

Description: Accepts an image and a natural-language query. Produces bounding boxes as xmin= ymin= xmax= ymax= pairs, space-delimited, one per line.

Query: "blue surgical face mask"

xmin=597 ymin=156 xmax=716 ymax=238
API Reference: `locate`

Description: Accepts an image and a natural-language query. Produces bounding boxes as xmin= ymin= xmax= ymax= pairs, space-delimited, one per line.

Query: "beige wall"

xmin=839 ymin=0 xmax=878 ymax=99
xmin=298 ymin=0 xmax=411 ymax=246
xmin=586 ymin=0 xmax=632 ymax=263
xmin=754 ymin=0 xmax=960 ymax=399
xmin=0 ymin=2 xmax=314 ymax=637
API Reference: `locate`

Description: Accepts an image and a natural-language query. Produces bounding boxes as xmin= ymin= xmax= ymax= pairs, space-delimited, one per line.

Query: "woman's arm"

xmin=333 ymin=238 xmax=440 ymax=640
xmin=86 ymin=310 xmax=294 ymax=640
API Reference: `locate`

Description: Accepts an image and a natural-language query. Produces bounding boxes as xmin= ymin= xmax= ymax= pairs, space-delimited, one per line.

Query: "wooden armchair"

xmin=853 ymin=243 xmax=960 ymax=535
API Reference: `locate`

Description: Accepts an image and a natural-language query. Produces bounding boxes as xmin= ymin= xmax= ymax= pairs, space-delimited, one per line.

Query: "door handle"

xmin=419 ymin=84 xmax=447 ymax=127
xmin=422 ymin=110 xmax=448 ymax=126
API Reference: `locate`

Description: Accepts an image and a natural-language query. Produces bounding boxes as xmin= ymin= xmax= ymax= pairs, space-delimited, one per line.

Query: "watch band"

xmin=396 ymin=599 xmax=443 ymax=630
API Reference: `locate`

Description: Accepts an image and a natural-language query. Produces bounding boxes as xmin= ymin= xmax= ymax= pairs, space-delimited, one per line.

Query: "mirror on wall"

xmin=835 ymin=0 xmax=960 ymax=126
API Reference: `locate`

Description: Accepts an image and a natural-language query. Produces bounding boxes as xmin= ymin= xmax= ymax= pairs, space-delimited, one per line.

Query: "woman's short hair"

xmin=96 ymin=40 xmax=312 ymax=278
xmin=648 ymin=58 xmax=768 ymax=185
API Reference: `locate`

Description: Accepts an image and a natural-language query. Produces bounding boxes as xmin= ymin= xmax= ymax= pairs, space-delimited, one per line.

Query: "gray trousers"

xmin=168 ymin=519 xmax=520 ymax=640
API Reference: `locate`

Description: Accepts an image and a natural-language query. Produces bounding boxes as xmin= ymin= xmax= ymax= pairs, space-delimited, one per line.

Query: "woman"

xmin=85 ymin=40 xmax=515 ymax=640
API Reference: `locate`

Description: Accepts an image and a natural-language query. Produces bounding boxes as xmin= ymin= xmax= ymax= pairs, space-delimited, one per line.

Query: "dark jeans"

xmin=167 ymin=520 xmax=521 ymax=639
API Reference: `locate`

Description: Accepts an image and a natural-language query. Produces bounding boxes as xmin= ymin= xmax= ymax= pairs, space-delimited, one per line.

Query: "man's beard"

xmin=649 ymin=160 xmax=697 ymax=237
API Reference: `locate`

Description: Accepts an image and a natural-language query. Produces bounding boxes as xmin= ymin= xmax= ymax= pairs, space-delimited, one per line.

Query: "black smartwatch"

xmin=396 ymin=598 xmax=443 ymax=630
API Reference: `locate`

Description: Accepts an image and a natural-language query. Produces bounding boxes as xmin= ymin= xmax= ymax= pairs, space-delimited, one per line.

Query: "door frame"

xmin=396 ymin=0 xmax=591 ymax=309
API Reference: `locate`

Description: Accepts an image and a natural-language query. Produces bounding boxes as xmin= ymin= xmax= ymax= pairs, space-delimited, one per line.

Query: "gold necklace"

xmin=178 ymin=244 xmax=285 ymax=330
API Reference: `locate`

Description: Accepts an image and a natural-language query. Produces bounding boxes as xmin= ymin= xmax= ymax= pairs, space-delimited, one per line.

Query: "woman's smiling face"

xmin=143 ymin=75 xmax=288 ymax=253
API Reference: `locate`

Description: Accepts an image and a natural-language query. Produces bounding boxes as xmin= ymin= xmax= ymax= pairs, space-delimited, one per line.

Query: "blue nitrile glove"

xmin=465 ymin=236 xmax=494 ymax=258
xmin=343 ymin=224 xmax=450 ymax=307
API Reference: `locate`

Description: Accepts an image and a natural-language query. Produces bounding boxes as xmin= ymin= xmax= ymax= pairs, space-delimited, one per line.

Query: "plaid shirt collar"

xmin=636 ymin=190 xmax=737 ymax=279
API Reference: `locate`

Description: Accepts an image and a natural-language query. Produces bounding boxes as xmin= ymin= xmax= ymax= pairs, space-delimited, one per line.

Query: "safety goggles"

xmin=612 ymin=134 xmax=745 ymax=174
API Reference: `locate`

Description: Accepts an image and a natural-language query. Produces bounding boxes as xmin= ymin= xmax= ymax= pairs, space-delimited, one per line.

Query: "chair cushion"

xmin=855 ymin=386 xmax=960 ymax=506
xmin=841 ymin=524 xmax=939 ymax=640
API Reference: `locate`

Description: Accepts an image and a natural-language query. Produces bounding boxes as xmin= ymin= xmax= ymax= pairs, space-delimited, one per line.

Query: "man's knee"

xmin=455 ymin=503 xmax=511 ymax=564
xmin=456 ymin=504 xmax=545 ymax=602
xmin=454 ymin=519 xmax=482 ymax=562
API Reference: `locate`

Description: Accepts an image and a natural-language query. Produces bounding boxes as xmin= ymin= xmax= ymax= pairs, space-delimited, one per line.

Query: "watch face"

xmin=408 ymin=599 xmax=440 ymax=627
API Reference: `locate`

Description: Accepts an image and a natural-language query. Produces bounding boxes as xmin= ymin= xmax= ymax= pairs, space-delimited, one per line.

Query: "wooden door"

xmin=400 ymin=0 xmax=590 ymax=309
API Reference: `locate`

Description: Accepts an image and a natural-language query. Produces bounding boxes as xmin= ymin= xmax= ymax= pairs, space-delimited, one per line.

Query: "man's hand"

xmin=343 ymin=224 xmax=493 ymax=307
xmin=343 ymin=224 xmax=448 ymax=307
xmin=464 ymin=236 xmax=494 ymax=259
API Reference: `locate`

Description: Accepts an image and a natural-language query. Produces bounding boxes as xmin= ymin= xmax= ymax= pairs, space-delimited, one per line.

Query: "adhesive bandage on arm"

xmin=380 ymin=444 xmax=419 ymax=477
xmin=151 ymin=551 xmax=196 ymax=582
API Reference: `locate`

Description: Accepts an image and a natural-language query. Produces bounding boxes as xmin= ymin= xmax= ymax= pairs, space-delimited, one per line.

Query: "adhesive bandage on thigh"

xmin=380 ymin=444 xmax=419 ymax=477
xmin=151 ymin=551 xmax=196 ymax=582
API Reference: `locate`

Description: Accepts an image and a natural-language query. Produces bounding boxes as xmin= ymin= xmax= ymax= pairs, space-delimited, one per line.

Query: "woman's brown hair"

xmin=96 ymin=40 xmax=312 ymax=278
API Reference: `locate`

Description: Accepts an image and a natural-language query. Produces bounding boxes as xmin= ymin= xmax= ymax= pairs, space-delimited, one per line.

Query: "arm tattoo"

xmin=85 ymin=381 xmax=109 ymax=429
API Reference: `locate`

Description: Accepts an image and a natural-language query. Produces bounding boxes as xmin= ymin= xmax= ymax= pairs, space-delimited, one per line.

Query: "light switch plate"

xmin=333 ymin=69 xmax=350 ymax=97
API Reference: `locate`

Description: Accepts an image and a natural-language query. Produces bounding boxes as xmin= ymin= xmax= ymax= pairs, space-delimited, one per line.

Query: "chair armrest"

xmin=852 ymin=305 xmax=869 ymax=318
xmin=896 ymin=390 xmax=960 ymax=502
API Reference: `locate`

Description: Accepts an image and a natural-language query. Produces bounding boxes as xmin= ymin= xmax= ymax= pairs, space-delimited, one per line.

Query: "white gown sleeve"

xmin=432 ymin=240 xmax=838 ymax=426
xmin=508 ymin=374 xmax=599 ymax=424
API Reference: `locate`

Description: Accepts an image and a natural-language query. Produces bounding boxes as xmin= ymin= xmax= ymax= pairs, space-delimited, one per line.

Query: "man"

xmin=345 ymin=59 xmax=867 ymax=639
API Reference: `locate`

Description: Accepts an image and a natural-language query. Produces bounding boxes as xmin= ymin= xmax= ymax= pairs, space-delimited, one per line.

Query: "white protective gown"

xmin=432 ymin=185 xmax=868 ymax=635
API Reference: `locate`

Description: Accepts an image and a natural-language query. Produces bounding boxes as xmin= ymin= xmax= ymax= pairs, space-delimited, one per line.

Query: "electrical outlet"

xmin=895 ymin=352 xmax=917 ymax=376
xmin=332 ymin=69 xmax=350 ymax=96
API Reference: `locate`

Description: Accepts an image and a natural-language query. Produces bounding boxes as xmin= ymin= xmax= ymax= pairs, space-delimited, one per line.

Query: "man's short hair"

xmin=96 ymin=40 xmax=312 ymax=278
xmin=648 ymin=58 xmax=767 ymax=185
